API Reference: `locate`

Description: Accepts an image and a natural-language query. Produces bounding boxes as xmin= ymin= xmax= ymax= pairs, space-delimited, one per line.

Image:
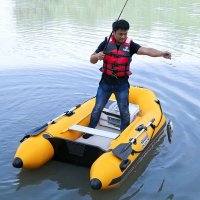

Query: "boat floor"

xmin=75 ymin=124 xmax=121 ymax=150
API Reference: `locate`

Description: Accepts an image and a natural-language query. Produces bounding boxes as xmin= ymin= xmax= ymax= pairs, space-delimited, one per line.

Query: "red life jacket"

xmin=101 ymin=35 xmax=132 ymax=78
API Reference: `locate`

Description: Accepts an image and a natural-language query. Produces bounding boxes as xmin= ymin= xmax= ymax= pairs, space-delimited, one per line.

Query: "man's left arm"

xmin=137 ymin=47 xmax=171 ymax=59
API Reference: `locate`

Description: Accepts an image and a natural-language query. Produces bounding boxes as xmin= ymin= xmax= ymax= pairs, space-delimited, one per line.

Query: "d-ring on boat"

xmin=13 ymin=86 xmax=168 ymax=190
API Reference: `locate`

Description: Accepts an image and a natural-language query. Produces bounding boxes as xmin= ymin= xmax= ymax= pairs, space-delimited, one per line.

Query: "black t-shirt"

xmin=95 ymin=38 xmax=141 ymax=56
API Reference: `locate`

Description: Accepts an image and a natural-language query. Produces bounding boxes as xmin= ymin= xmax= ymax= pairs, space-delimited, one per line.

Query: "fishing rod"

xmin=103 ymin=0 xmax=129 ymax=53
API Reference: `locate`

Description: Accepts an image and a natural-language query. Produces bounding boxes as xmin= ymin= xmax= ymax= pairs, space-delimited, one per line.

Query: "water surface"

xmin=0 ymin=0 xmax=200 ymax=200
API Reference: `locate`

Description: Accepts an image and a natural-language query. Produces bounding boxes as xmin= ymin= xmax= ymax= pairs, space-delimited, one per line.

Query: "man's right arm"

xmin=90 ymin=39 xmax=107 ymax=64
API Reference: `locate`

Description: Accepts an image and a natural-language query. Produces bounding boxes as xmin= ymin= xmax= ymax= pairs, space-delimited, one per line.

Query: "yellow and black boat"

xmin=13 ymin=86 xmax=171 ymax=190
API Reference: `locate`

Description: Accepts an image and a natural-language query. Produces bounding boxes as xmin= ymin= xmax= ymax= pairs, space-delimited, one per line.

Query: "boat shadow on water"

xmin=16 ymin=131 xmax=166 ymax=198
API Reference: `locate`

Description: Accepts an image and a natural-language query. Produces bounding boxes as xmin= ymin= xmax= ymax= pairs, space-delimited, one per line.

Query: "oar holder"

xmin=130 ymin=119 xmax=155 ymax=145
xmin=19 ymin=104 xmax=81 ymax=143
xmin=135 ymin=124 xmax=147 ymax=131
xmin=65 ymin=104 xmax=81 ymax=116
xmin=112 ymin=118 xmax=155 ymax=160
xmin=65 ymin=110 xmax=74 ymax=116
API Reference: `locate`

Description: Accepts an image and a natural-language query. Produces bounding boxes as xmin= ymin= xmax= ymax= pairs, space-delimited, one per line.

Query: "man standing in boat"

xmin=84 ymin=19 xmax=171 ymax=138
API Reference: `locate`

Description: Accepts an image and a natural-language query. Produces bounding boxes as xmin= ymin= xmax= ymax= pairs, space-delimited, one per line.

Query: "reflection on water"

xmin=0 ymin=0 xmax=200 ymax=68
xmin=16 ymin=163 xmax=90 ymax=194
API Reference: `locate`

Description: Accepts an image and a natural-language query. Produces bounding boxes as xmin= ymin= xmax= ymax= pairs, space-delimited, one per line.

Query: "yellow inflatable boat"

xmin=13 ymin=86 xmax=168 ymax=190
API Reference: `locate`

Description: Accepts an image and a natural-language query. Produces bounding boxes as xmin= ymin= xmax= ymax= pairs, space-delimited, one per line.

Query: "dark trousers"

xmin=89 ymin=75 xmax=130 ymax=132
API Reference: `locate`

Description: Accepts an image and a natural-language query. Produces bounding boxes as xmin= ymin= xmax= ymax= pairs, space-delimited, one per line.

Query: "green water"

xmin=1 ymin=0 xmax=200 ymax=68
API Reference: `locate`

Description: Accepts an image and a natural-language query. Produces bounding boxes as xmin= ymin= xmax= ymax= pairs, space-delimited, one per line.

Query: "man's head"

xmin=112 ymin=19 xmax=130 ymax=44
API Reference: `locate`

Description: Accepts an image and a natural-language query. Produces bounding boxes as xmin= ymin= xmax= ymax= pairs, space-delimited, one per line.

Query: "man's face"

xmin=113 ymin=29 xmax=128 ymax=44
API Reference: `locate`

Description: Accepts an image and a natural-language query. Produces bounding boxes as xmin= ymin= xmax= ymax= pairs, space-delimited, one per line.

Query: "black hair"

xmin=112 ymin=19 xmax=130 ymax=31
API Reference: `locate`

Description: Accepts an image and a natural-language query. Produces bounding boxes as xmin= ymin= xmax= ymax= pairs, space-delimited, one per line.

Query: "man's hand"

xmin=162 ymin=51 xmax=171 ymax=59
xmin=90 ymin=51 xmax=105 ymax=64
xmin=96 ymin=52 xmax=105 ymax=61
